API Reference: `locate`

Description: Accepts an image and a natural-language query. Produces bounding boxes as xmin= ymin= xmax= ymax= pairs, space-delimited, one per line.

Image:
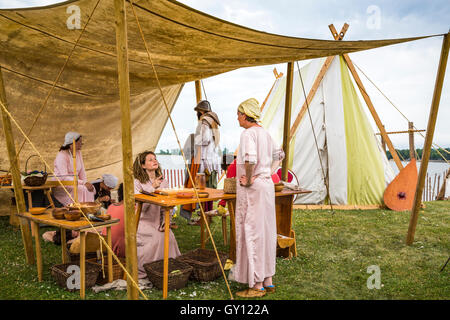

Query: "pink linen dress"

xmin=101 ymin=203 xmax=126 ymax=258
xmin=229 ymin=126 xmax=285 ymax=288
xmin=134 ymin=178 xmax=181 ymax=279
xmin=52 ymin=150 xmax=95 ymax=206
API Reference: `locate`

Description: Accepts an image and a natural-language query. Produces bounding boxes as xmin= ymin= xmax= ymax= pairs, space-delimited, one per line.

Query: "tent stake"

xmin=406 ymin=33 xmax=450 ymax=245
xmin=114 ymin=0 xmax=139 ymax=299
xmin=0 ymin=67 xmax=35 ymax=264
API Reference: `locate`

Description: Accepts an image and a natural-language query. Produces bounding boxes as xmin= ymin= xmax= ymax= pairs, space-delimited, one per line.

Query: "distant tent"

xmin=261 ymin=56 xmax=395 ymax=205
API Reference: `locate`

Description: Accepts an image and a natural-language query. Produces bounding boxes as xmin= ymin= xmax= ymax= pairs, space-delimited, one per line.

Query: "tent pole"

xmin=0 ymin=67 xmax=35 ymax=264
xmin=114 ymin=0 xmax=138 ymax=300
xmin=408 ymin=122 xmax=415 ymax=160
xmin=281 ymin=62 xmax=294 ymax=181
xmin=195 ymin=80 xmax=202 ymax=103
xmin=406 ymin=33 xmax=450 ymax=245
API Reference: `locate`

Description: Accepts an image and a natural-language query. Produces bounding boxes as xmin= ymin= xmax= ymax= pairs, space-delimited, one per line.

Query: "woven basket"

xmin=143 ymin=258 xmax=193 ymax=291
xmin=0 ymin=174 xmax=12 ymax=186
xmin=223 ymin=178 xmax=236 ymax=194
xmin=23 ymin=155 xmax=48 ymax=186
xmin=88 ymin=257 xmax=126 ymax=285
xmin=50 ymin=262 xmax=101 ymax=291
xmin=177 ymin=248 xmax=228 ymax=282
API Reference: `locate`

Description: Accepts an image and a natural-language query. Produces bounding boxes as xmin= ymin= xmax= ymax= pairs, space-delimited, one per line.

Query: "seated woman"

xmin=52 ymin=132 xmax=95 ymax=206
xmin=44 ymin=132 xmax=95 ymax=244
xmin=133 ymin=151 xmax=181 ymax=279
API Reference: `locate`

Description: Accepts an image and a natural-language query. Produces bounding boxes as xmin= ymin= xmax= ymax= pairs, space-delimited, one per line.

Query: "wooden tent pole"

xmin=409 ymin=122 xmax=415 ymax=160
xmin=72 ymin=138 xmax=78 ymax=203
xmin=329 ymin=23 xmax=403 ymax=171
xmin=0 ymin=67 xmax=34 ymax=264
xmin=195 ymin=80 xmax=202 ymax=103
xmin=406 ymin=33 xmax=450 ymax=245
xmin=114 ymin=0 xmax=138 ymax=300
xmin=281 ymin=62 xmax=294 ymax=181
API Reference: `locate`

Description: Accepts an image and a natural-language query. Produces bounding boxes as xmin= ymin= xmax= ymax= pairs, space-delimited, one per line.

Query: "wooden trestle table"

xmin=135 ymin=187 xmax=311 ymax=299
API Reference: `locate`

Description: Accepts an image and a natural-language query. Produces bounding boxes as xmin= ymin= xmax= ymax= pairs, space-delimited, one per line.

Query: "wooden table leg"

xmin=163 ymin=207 xmax=171 ymax=299
xmin=45 ymin=189 xmax=55 ymax=208
xmin=227 ymin=200 xmax=236 ymax=262
xmin=135 ymin=202 xmax=143 ymax=232
xmin=222 ymin=215 xmax=227 ymax=245
xmin=31 ymin=221 xmax=42 ymax=281
xmin=107 ymin=226 xmax=113 ymax=283
xmin=61 ymin=227 xmax=69 ymax=263
xmin=80 ymin=231 xmax=86 ymax=299
xmin=200 ymin=203 xmax=206 ymax=249
xmin=27 ymin=191 xmax=35 ymax=237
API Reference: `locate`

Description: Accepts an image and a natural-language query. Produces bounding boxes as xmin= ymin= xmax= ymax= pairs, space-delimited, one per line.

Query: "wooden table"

xmin=135 ymin=187 xmax=310 ymax=299
xmin=17 ymin=210 xmax=119 ymax=299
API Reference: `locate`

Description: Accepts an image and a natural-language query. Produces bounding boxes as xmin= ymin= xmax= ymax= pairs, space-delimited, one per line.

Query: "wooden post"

xmin=72 ymin=138 xmax=78 ymax=203
xmin=381 ymin=125 xmax=386 ymax=153
xmin=0 ymin=67 xmax=35 ymax=264
xmin=114 ymin=0 xmax=138 ymax=300
xmin=281 ymin=62 xmax=294 ymax=181
xmin=195 ymin=80 xmax=202 ymax=103
xmin=409 ymin=122 xmax=415 ymax=160
xmin=406 ymin=33 xmax=450 ymax=245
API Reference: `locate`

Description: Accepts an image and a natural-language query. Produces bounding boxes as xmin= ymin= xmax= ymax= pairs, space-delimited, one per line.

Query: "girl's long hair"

xmin=133 ymin=151 xmax=163 ymax=184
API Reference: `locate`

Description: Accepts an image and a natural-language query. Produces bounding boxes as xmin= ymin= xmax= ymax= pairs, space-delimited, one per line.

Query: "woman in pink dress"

xmin=230 ymin=98 xmax=285 ymax=298
xmin=133 ymin=151 xmax=181 ymax=279
xmin=52 ymin=132 xmax=95 ymax=206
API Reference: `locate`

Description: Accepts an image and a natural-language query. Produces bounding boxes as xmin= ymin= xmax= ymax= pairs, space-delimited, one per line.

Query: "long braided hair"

xmin=133 ymin=151 xmax=163 ymax=184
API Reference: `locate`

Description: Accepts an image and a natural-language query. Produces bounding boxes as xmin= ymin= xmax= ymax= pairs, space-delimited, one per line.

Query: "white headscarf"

xmin=102 ymin=174 xmax=119 ymax=189
xmin=63 ymin=132 xmax=81 ymax=147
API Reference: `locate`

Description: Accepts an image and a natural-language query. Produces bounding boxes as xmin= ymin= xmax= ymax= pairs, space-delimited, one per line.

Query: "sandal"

xmin=236 ymin=287 xmax=266 ymax=298
xmin=264 ymin=285 xmax=276 ymax=293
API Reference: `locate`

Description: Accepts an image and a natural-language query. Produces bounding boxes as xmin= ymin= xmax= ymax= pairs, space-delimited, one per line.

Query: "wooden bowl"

xmin=68 ymin=202 xmax=101 ymax=214
xmin=30 ymin=207 xmax=46 ymax=215
xmin=197 ymin=192 xmax=209 ymax=198
xmin=176 ymin=192 xmax=194 ymax=199
xmin=98 ymin=214 xmax=111 ymax=221
xmin=64 ymin=210 xmax=82 ymax=221
xmin=52 ymin=208 xmax=68 ymax=220
xmin=274 ymin=183 xmax=284 ymax=192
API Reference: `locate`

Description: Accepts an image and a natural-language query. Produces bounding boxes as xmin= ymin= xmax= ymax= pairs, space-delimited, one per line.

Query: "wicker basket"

xmin=223 ymin=178 xmax=236 ymax=194
xmin=143 ymin=258 xmax=193 ymax=291
xmin=23 ymin=155 xmax=48 ymax=186
xmin=88 ymin=257 xmax=126 ymax=285
xmin=50 ymin=262 xmax=101 ymax=291
xmin=0 ymin=174 xmax=12 ymax=186
xmin=177 ymin=248 xmax=228 ymax=282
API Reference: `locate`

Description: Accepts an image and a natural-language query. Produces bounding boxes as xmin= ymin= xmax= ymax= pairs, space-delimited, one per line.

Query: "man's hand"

xmin=85 ymin=182 xmax=94 ymax=192
xmin=98 ymin=195 xmax=110 ymax=202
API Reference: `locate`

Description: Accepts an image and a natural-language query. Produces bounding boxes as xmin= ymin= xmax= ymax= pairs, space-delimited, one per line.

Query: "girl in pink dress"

xmin=133 ymin=151 xmax=181 ymax=279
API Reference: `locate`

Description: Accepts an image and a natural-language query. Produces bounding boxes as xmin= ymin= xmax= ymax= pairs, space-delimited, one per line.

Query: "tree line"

xmin=386 ymin=148 xmax=450 ymax=161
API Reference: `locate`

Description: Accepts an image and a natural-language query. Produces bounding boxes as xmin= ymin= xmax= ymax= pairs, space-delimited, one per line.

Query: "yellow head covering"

xmin=238 ymin=98 xmax=261 ymax=121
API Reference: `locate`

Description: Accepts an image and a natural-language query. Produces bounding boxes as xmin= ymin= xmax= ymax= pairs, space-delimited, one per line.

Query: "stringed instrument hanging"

xmin=383 ymin=159 xmax=418 ymax=211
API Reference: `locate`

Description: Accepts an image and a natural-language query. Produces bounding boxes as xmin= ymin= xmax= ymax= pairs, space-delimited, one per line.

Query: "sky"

xmin=1 ymin=0 xmax=449 ymax=154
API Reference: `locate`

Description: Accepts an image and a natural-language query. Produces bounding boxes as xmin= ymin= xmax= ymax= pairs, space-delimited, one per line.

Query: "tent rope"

xmin=0 ymin=99 xmax=149 ymax=300
xmin=296 ymin=61 xmax=335 ymax=212
xmin=201 ymin=79 xmax=208 ymax=101
xmin=128 ymin=0 xmax=234 ymax=300
xmin=353 ymin=61 xmax=449 ymax=165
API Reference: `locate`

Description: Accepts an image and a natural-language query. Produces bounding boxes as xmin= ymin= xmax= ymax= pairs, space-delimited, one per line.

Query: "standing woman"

xmin=229 ymin=98 xmax=285 ymax=298
xmin=133 ymin=151 xmax=181 ymax=278
xmin=52 ymin=132 xmax=95 ymax=206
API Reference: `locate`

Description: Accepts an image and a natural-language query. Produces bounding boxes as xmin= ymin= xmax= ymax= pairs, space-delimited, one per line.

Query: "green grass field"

xmin=0 ymin=201 xmax=448 ymax=300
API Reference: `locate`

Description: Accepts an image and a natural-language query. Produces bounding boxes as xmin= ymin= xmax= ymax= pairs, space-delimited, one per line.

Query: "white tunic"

xmin=194 ymin=120 xmax=221 ymax=173
xmin=229 ymin=126 xmax=285 ymax=287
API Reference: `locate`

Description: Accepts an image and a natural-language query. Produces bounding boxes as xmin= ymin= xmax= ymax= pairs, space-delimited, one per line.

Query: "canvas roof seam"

xmin=0 ymin=13 xmax=175 ymax=70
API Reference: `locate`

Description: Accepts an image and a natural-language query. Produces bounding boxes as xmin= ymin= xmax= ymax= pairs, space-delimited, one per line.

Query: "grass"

xmin=0 ymin=201 xmax=448 ymax=300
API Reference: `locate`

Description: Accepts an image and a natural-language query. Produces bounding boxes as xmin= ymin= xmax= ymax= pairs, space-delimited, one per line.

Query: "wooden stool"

xmin=204 ymin=209 xmax=229 ymax=245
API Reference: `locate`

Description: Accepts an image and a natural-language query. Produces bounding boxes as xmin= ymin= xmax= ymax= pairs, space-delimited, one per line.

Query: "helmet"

xmin=194 ymin=100 xmax=211 ymax=112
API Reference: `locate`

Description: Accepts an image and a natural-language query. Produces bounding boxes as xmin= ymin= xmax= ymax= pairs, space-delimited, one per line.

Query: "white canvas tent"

xmin=261 ymin=56 xmax=396 ymax=205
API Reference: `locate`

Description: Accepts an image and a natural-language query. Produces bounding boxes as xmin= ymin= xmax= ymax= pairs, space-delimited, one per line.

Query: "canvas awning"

xmin=0 ymin=0 xmax=438 ymax=180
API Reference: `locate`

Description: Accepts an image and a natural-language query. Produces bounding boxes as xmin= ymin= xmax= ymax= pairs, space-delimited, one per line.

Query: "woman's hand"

xmin=239 ymin=175 xmax=255 ymax=187
xmin=85 ymin=182 xmax=94 ymax=192
xmin=152 ymin=176 xmax=164 ymax=189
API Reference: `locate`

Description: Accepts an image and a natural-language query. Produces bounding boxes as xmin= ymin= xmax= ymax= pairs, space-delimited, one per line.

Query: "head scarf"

xmin=238 ymin=98 xmax=261 ymax=121
xmin=63 ymin=131 xmax=81 ymax=147
xmin=102 ymin=174 xmax=119 ymax=189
